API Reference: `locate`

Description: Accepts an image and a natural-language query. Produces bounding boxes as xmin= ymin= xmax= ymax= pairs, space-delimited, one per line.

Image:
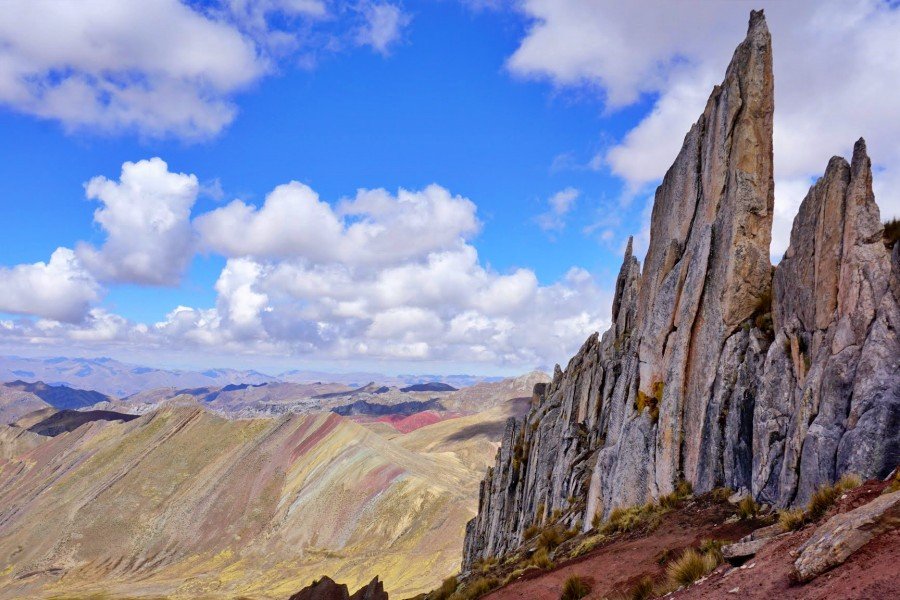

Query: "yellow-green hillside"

xmin=0 ymin=406 xmax=481 ymax=599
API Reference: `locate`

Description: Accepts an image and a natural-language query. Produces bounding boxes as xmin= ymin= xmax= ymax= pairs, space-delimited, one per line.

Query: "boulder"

xmin=793 ymin=490 xmax=900 ymax=582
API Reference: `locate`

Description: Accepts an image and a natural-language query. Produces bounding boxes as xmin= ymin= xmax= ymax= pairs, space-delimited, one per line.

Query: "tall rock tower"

xmin=463 ymin=10 xmax=899 ymax=570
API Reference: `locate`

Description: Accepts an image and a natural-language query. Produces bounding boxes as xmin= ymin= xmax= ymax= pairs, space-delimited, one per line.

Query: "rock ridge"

xmin=463 ymin=10 xmax=899 ymax=570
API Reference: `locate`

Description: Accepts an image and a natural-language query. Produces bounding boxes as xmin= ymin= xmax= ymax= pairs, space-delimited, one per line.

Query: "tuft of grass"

xmin=737 ymin=495 xmax=760 ymax=520
xmin=658 ymin=491 xmax=679 ymax=509
xmin=635 ymin=382 xmax=664 ymax=423
xmin=836 ymin=472 xmax=863 ymax=491
xmin=531 ymin=547 xmax=554 ymax=570
xmin=665 ymin=548 xmax=719 ymax=588
xmin=628 ymin=576 xmax=656 ymax=600
xmin=591 ymin=510 xmax=603 ymax=530
xmin=806 ymin=483 xmax=839 ymax=522
xmin=560 ymin=575 xmax=591 ymax=600
xmin=475 ymin=556 xmax=498 ymax=575
xmin=537 ymin=527 xmax=565 ymax=551
xmin=571 ymin=533 xmax=605 ymax=557
xmin=674 ymin=479 xmax=693 ymax=498
xmin=502 ymin=569 xmax=526 ymax=586
xmin=430 ymin=576 xmax=458 ymax=600
xmin=778 ymin=508 xmax=806 ymax=532
xmin=455 ymin=577 xmax=499 ymax=600
xmin=698 ymin=539 xmax=725 ymax=562
xmin=523 ymin=523 xmax=541 ymax=540
xmin=711 ymin=486 xmax=733 ymax=502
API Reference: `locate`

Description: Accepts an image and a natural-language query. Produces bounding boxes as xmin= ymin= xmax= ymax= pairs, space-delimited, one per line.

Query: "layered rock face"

xmin=463 ymin=10 xmax=899 ymax=569
xmin=753 ymin=139 xmax=900 ymax=507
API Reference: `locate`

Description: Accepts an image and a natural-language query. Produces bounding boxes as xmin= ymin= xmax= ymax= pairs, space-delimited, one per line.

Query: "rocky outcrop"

xmin=793 ymin=490 xmax=900 ymax=582
xmin=753 ymin=139 xmax=900 ymax=506
xmin=462 ymin=10 xmax=899 ymax=570
xmin=287 ymin=576 xmax=388 ymax=600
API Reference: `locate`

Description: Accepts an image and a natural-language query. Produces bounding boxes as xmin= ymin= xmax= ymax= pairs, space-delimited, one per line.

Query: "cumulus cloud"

xmin=1 ymin=169 xmax=609 ymax=368
xmin=0 ymin=0 xmax=268 ymax=138
xmin=508 ymin=0 xmax=900 ymax=258
xmin=76 ymin=158 xmax=199 ymax=286
xmin=0 ymin=248 xmax=100 ymax=323
xmin=535 ymin=187 xmax=580 ymax=232
xmin=0 ymin=0 xmax=403 ymax=138
xmin=195 ymin=182 xmax=480 ymax=265
xmin=355 ymin=2 xmax=410 ymax=55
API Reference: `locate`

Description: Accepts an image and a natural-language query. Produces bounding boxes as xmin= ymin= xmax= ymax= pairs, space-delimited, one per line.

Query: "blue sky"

xmin=0 ymin=1 xmax=897 ymax=375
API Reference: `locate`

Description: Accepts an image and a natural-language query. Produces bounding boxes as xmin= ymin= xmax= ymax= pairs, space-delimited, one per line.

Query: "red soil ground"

xmin=481 ymin=481 xmax=899 ymax=600
xmin=483 ymin=497 xmax=758 ymax=600
xmin=671 ymin=480 xmax=899 ymax=600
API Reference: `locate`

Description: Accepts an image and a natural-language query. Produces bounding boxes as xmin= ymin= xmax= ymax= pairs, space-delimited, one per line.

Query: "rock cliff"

xmin=463 ymin=10 xmax=899 ymax=569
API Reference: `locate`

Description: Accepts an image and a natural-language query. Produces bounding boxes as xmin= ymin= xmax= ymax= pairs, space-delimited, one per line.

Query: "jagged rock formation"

xmin=287 ymin=576 xmax=388 ymax=600
xmin=463 ymin=10 xmax=899 ymax=569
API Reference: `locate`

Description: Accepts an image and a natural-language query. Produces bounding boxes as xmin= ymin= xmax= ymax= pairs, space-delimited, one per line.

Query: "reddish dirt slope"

xmin=671 ymin=481 xmax=899 ymax=600
xmin=483 ymin=498 xmax=757 ymax=600
xmin=479 ymin=482 xmax=899 ymax=600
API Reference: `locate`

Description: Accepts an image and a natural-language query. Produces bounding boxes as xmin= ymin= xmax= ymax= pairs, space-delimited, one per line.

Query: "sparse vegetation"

xmin=698 ymin=539 xmax=726 ymax=562
xmin=523 ymin=523 xmax=541 ymax=540
xmin=531 ymin=547 xmax=554 ymax=570
xmin=476 ymin=556 xmax=498 ymax=575
xmin=779 ymin=508 xmax=806 ymax=532
xmin=429 ymin=576 xmax=458 ymax=600
xmin=665 ymin=547 xmax=719 ymax=588
xmin=627 ymin=576 xmax=656 ymax=600
xmin=711 ymin=486 xmax=733 ymax=502
xmin=572 ymin=532 xmax=606 ymax=557
xmin=537 ymin=526 xmax=565 ymax=551
xmin=737 ymin=495 xmax=760 ymax=520
xmin=778 ymin=473 xmax=863 ymax=531
xmin=635 ymin=382 xmax=664 ymax=423
xmin=560 ymin=575 xmax=591 ymax=600
xmin=452 ymin=576 xmax=499 ymax=600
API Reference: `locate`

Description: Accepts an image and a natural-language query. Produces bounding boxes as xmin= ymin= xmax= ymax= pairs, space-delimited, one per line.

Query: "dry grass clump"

xmin=600 ymin=502 xmax=666 ymax=535
xmin=635 ymin=382 xmax=664 ymax=423
xmin=537 ymin=527 xmax=565 ymax=551
xmin=531 ymin=547 xmax=554 ymax=570
xmin=523 ymin=523 xmax=542 ymax=540
xmin=571 ymin=533 xmax=606 ymax=557
xmin=627 ymin=576 xmax=656 ymax=600
xmin=560 ymin=575 xmax=591 ymax=600
xmin=665 ymin=548 xmax=719 ymax=588
xmin=474 ymin=556 xmax=498 ymax=575
xmin=711 ymin=486 xmax=733 ymax=502
xmin=737 ymin=495 xmax=760 ymax=520
xmin=779 ymin=508 xmax=806 ymax=532
xmin=698 ymin=539 xmax=725 ymax=562
xmin=429 ymin=576 xmax=458 ymax=600
xmin=778 ymin=473 xmax=863 ymax=531
xmin=452 ymin=577 xmax=499 ymax=600
xmin=806 ymin=483 xmax=840 ymax=521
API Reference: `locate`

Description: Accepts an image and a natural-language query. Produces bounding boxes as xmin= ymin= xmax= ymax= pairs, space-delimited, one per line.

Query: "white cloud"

xmin=355 ymin=2 xmax=410 ymax=55
xmin=0 ymin=0 xmax=406 ymax=138
xmin=508 ymin=0 xmax=900 ymax=259
xmin=1 ymin=171 xmax=610 ymax=368
xmin=195 ymin=182 xmax=480 ymax=266
xmin=0 ymin=0 xmax=269 ymax=138
xmin=535 ymin=187 xmax=580 ymax=232
xmin=0 ymin=248 xmax=100 ymax=323
xmin=76 ymin=158 xmax=199 ymax=286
